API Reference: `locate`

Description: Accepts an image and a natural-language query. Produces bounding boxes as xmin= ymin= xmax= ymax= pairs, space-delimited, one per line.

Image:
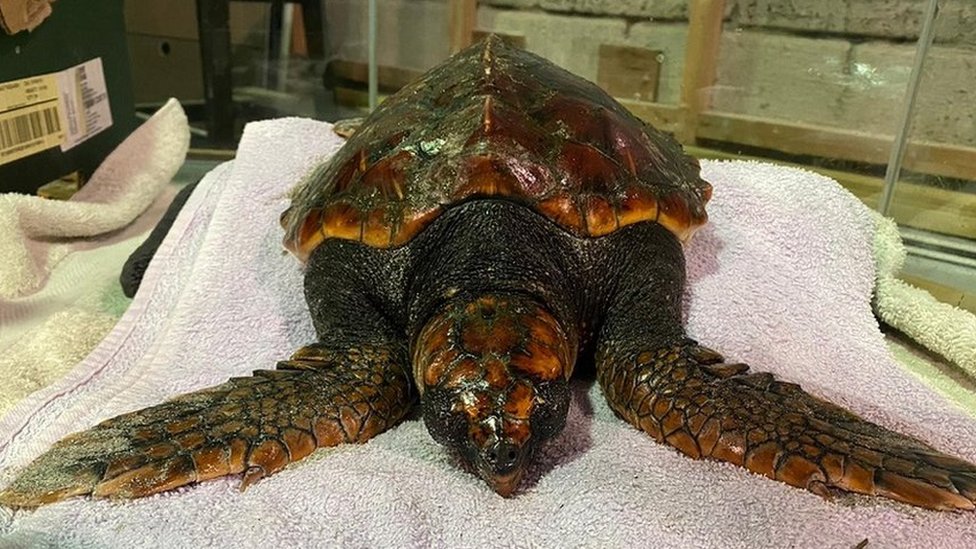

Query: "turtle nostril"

xmin=484 ymin=441 xmax=520 ymax=474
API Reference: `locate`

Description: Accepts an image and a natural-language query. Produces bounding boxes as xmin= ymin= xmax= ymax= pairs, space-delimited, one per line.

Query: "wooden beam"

xmin=449 ymin=0 xmax=477 ymax=54
xmin=678 ymin=0 xmax=725 ymax=143
xmin=695 ymin=111 xmax=976 ymax=183
xmin=903 ymin=141 xmax=976 ymax=183
xmin=621 ymin=101 xmax=976 ymax=184
xmin=291 ymin=5 xmax=308 ymax=57
xmin=697 ymin=111 xmax=890 ymax=164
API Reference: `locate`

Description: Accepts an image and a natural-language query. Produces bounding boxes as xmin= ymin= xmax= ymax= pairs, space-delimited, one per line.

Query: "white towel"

xmin=0 ymin=99 xmax=189 ymax=416
xmin=1 ymin=118 xmax=975 ymax=548
xmin=872 ymin=215 xmax=976 ymax=376
xmin=0 ymin=98 xmax=189 ymax=299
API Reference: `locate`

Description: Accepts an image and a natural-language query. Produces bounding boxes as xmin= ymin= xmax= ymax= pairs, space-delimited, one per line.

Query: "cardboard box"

xmin=125 ymin=0 xmax=269 ymax=47
xmin=127 ymin=34 xmax=205 ymax=104
xmin=0 ymin=0 xmax=135 ymax=195
xmin=123 ymin=0 xmax=270 ymax=104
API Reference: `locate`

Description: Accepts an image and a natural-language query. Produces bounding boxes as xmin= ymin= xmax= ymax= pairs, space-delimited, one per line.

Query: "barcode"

xmin=83 ymin=92 xmax=106 ymax=109
xmin=0 ymin=106 xmax=61 ymax=151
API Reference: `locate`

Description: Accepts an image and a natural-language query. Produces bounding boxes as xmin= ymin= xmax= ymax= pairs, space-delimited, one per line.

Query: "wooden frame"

xmin=622 ymin=99 xmax=976 ymax=185
xmin=684 ymin=142 xmax=976 ymax=241
xmin=449 ymin=0 xmax=477 ymax=54
xmin=679 ymin=0 xmax=724 ymax=143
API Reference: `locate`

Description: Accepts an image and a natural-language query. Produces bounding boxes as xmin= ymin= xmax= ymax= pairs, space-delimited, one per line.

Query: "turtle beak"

xmin=487 ymin=469 xmax=523 ymax=497
xmin=475 ymin=439 xmax=529 ymax=497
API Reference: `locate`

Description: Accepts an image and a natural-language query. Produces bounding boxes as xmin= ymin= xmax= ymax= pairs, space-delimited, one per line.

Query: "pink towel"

xmin=1 ymin=118 xmax=974 ymax=548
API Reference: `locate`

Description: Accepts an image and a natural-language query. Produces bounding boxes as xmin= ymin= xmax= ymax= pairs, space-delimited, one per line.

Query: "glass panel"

xmin=324 ymin=0 xmax=451 ymax=113
xmin=127 ymin=0 xmax=352 ymax=147
xmin=470 ymin=1 xmax=910 ymax=179
xmin=682 ymin=1 xmax=909 ymax=204
xmin=123 ymin=0 xmax=973 ymax=295
xmin=469 ymin=0 xmax=975 ymax=300
xmin=886 ymin=0 xmax=976 ymax=305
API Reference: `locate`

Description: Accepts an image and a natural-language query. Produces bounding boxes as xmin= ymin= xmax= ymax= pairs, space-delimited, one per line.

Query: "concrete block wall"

xmin=476 ymin=0 xmax=976 ymax=147
xmin=484 ymin=0 xmax=689 ymax=19
xmin=732 ymin=0 xmax=976 ymax=45
xmin=328 ymin=0 xmax=975 ymax=147
xmin=849 ymin=42 xmax=976 ymax=147
xmin=486 ymin=0 xmax=976 ymax=43
xmin=711 ymin=31 xmax=854 ymax=129
xmin=475 ymin=9 xmax=689 ymax=103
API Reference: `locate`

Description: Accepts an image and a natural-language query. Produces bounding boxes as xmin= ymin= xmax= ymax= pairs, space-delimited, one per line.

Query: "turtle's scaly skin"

xmin=3 ymin=36 xmax=976 ymax=512
xmin=281 ymin=35 xmax=710 ymax=260
xmin=600 ymin=342 xmax=976 ymax=510
xmin=0 ymin=345 xmax=412 ymax=506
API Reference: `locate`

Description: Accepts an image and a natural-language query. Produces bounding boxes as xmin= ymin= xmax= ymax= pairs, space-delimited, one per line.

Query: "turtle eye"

xmin=421 ymin=388 xmax=469 ymax=447
xmin=528 ymin=380 xmax=570 ymax=441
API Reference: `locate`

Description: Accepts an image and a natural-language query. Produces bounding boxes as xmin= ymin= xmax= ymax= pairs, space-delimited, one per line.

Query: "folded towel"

xmin=2 ymin=118 xmax=975 ymax=548
xmin=0 ymin=98 xmax=189 ymax=299
xmin=873 ymin=215 xmax=976 ymax=376
xmin=0 ymin=99 xmax=189 ymax=415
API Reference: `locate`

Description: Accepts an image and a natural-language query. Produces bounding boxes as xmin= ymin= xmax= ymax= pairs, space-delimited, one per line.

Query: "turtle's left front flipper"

xmin=597 ymin=340 xmax=976 ymax=511
xmin=0 ymin=344 xmax=413 ymax=508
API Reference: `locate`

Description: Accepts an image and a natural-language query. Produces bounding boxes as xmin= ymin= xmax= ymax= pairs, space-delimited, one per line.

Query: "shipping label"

xmin=0 ymin=58 xmax=114 ymax=167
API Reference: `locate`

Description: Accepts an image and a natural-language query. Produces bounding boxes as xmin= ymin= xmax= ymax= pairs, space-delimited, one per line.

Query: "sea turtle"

xmin=3 ymin=36 xmax=976 ymax=511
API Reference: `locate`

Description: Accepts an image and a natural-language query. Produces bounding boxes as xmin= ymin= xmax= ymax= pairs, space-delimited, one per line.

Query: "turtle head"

xmin=414 ymin=294 xmax=575 ymax=496
xmin=420 ymin=372 xmax=571 ymax=496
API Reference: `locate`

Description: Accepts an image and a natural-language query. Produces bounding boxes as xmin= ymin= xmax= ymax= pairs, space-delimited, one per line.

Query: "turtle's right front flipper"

xmin=598 ymin=339 xmax=976 ymax=511
xmin=593 ymin=222 xmax=976 ymax=512
xmin=0 ymin=343 xmax=413 ymax=508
